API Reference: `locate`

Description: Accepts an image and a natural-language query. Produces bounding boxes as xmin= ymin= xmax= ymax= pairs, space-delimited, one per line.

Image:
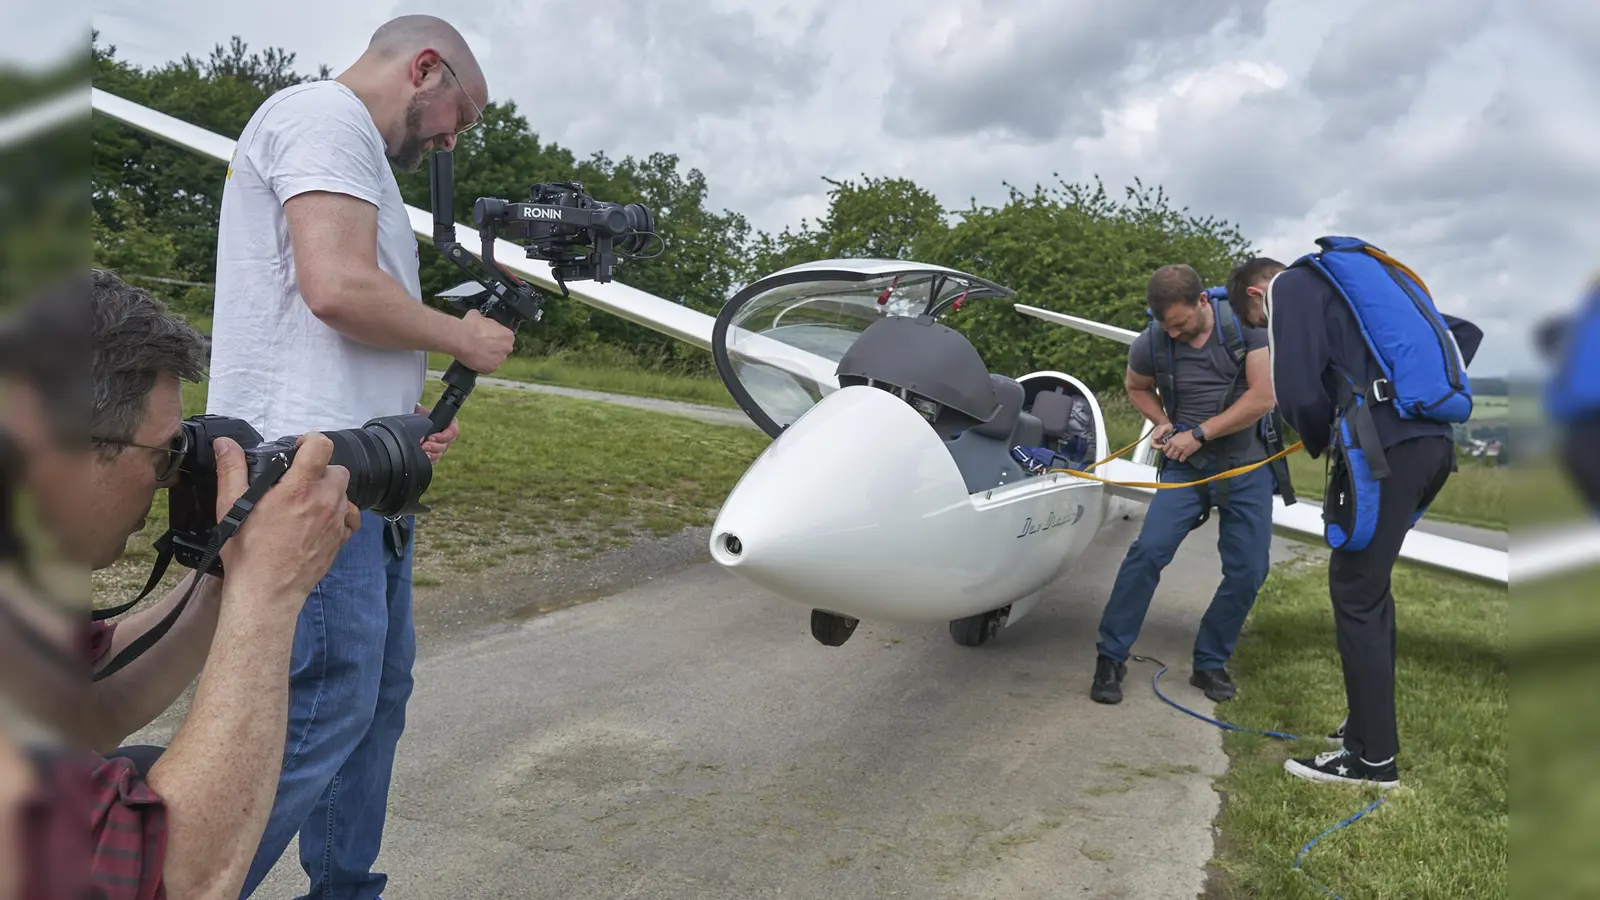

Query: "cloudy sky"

xmin=73 ymin=0 xmax=1600 ymax=374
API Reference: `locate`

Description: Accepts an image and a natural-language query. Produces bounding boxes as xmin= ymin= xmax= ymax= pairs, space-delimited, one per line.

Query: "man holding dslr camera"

xmin=0 ymin=270 xmax=360 ymax=898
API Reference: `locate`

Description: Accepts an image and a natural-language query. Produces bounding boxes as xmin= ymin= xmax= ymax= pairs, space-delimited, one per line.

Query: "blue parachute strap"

xmin=1332 ymin=364 xmax=1391 ymax=481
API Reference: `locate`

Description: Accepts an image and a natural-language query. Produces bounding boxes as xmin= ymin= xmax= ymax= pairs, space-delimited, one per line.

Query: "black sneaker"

xmin=1091 ymin=655 xmax=1126 ymax=704
xmin=1327 ymin=717 xmax=1347 ymax=747
xmin=1284 ymin=748 xmax=1399 ymax=788
xmin=1189 ymin=667 xmax=1236 ymax=701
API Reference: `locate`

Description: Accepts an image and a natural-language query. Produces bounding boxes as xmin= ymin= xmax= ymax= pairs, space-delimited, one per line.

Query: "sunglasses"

xmin=92 ymin=427 xmax=189 ymax=483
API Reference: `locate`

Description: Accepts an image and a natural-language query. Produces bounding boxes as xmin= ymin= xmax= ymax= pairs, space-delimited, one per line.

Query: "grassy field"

xmin=1509 ymin=457 xmax=1593 ymax=528
xmin=1204 ymin=554 xmax=1507 ymax=898
xmin=91 ymin=378 xmax=771 ymax=601
xmin=1513 ymin=566 xmax=1600 ymax=898
xmin=424 ymin=349 xmax=738 ymax=409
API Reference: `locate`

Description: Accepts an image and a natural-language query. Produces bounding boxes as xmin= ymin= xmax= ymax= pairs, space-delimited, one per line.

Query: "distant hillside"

xmin=1474 ymin=376 xmax=1509 ymax=396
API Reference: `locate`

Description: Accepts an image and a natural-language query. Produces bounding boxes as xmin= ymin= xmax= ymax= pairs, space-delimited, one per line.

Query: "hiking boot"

xmin=1284 ymin=747 xmax=1399 ymax=788
xmin=1091 ymin=654 xmax=1126 ymax=704
xmin=1189 ymin=667 xmax=1236 ymax=702
xmin=1327 ymin=716 xmax=1348 ymax=747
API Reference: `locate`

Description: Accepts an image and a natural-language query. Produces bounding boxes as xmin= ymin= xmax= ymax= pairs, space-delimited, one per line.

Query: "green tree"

xmin=920 ymin=176 xmax=1252 ymax=392
xmin=91 ymin=32 xmax=756 ymax=374
xmin=746 ymin=174 xmax=947 ymax=276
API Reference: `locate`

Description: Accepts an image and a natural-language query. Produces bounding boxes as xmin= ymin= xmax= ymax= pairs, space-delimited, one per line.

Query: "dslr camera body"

xmin=163 ymin=413 xmax=436 ymax=576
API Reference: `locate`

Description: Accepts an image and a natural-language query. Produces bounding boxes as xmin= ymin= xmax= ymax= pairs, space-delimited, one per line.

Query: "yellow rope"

xmin=1048 ymin=440 xmax=1303 ymax=489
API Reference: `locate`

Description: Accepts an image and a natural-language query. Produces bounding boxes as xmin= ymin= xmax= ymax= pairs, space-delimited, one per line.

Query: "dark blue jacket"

xmin=1267 ymin=265 xmax=1483 ymax=458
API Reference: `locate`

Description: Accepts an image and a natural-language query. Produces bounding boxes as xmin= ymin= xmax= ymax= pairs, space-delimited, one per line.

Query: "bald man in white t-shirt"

xmin=207 ymin=16 xmax=512 ymax=899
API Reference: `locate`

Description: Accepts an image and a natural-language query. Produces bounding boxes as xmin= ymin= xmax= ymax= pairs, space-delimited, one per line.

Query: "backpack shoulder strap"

xmin=1144 ymin=311 xmax=1176 ymax=423
xmin=1212 ymin=294 xmax=1247 ymax=370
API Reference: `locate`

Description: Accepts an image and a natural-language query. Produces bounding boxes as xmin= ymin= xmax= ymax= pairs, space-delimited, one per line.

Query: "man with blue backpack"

xmin=1090 ymin=263 xmax=1294 ymax=707
xmin=1225 ymin=239 xmax=1483 ymax=789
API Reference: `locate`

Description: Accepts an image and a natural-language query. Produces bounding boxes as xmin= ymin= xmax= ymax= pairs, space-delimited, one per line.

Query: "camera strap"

xmin=92 ymin=451 xmax=291 ymax=682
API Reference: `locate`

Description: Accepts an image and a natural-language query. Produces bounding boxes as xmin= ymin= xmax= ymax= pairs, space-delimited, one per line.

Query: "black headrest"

xmin=972 ymin=375 xmax=1023 ymax=439
xmin=1029 ymin=389 xmax=1074 ymax=439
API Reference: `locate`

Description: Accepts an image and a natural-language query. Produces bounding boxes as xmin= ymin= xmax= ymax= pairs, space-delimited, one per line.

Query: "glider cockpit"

xmin=711 ymin=260 xmax=1102 ymax=495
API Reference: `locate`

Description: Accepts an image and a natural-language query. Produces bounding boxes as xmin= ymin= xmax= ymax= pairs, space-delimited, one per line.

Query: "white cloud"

xmin=88 ymin=0 xmax=1597 ymax=374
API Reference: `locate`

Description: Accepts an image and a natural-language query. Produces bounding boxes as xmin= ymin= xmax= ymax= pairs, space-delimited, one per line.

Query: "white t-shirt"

xmin=207 ymin=80 xmax=426 ymax=441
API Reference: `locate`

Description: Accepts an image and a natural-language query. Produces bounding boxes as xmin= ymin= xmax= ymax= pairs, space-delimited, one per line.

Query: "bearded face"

xmin=389 ymin=83 xmax=447 ymax=172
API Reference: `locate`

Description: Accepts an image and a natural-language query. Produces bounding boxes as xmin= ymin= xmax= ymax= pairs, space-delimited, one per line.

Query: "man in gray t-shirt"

xmin=1089 ymin=263 xmax=1279 ymax=709
xmin=1126 ymin=310 xmax=1270 ymax=468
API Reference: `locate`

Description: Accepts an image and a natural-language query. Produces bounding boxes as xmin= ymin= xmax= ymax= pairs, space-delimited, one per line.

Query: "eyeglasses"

xmin=92 ymin=428 xmax=189 ymax=483
xmin=438 ymin=58 xmax=483 ymax=137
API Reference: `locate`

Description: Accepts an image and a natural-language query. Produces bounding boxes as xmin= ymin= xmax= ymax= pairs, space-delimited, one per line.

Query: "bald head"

xmin=341 ymin=14 xmax=488 ymax=171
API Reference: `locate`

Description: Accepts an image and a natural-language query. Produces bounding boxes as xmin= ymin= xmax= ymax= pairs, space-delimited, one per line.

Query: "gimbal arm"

xmin=425 ymin=149 xmax=548 ymax=434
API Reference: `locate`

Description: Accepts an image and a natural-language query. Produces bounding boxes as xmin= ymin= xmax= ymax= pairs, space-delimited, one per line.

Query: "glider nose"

xmin=707 ymin=385 xmax=972 ymax=617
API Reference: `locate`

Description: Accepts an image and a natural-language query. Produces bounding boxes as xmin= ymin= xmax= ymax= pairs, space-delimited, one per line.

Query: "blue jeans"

xmin=1096 ymin=459 xmax=1274 ymax=670
xmin=240 ymin=511 xmax=416 ymax=900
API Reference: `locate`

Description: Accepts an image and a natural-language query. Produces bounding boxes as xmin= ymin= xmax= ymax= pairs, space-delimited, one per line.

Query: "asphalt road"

xmin=217 ymin=511 xmax=1316 ymax=900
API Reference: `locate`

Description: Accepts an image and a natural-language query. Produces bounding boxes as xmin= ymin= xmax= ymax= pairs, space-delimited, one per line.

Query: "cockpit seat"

xmin=945 ymin=374 xmax=1031 ymax=493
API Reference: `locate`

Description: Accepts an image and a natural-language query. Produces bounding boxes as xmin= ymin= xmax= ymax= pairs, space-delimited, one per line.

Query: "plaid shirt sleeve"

xmin=31 ymin=618 xmax=168 ymax=898
xmin=87 ymin=755 xmax=169 ymax=899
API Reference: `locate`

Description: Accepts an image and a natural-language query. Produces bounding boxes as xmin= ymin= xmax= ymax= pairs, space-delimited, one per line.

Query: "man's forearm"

xmin=305 ymin=266 xmax=465 ymax=357
xmin=90 ymin=573 xmax=223 ymax=753
xmin=145 ymin=583 xmax=300 ymax=900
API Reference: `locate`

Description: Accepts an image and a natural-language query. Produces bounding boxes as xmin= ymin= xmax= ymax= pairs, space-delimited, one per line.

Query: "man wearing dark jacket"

xmin=1226 ymin=256 xmax=1483 ymax=788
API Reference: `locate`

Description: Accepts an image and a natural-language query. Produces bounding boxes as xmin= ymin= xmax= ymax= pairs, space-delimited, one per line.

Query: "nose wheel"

xmin=949 ymin=605 xmax=1010 ymax=646
xmin=810 ymin=609 xmax=859 ymax=647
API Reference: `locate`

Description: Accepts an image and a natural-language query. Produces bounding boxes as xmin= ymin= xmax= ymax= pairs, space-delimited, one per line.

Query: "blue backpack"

xmin=1289 ymin=237 xmax=1472 ymax=551
xmin=1290 ymin=236 xmax=1474 ymax=425
xmin=1543 ymin=282 xmax=1600 ymax=424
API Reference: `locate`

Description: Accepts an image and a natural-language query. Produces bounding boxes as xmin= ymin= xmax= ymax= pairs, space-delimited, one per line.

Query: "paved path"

xmin=229 ymin=514 xmax=1314 ymax=900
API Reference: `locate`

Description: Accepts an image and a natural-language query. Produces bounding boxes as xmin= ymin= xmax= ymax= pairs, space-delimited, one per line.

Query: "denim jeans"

xmin=239 ymin=511 xmax=416 ymax=900
xmin=1096 ymin=458 xmax=1274 ymax=670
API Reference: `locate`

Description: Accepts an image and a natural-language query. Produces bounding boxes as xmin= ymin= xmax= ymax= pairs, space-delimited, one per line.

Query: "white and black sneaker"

xmin=1284 ymin=747 xmax=1399 ymax=788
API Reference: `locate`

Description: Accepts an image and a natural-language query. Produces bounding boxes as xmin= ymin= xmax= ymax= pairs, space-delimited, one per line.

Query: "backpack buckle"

xmin=1370 ymin=378 xmax=1392 ymax=403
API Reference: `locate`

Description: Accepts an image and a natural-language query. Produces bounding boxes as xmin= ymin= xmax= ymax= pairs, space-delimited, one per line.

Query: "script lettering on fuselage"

xmin=1016 ymin=503 xmax=1085 ymax=538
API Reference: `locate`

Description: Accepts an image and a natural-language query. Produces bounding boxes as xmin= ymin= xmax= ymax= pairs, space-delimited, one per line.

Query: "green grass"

xmin=1206 ymin=555 xmax=1507 ymax=899
xmin=1509 ymin=457 xmax=1593 ymax=528
xmin=1470 ymin=395 xmax=1510 ymax=422
xmin=1513 ymin=566 xmax=1600 ymax=898
xmin=91 ymin=378 xmax=770 ymax=600
xmin=1098 ymin=396 xmax=1508 ymax=530
xmin=424 ymin=349 xmax=737 ymax=409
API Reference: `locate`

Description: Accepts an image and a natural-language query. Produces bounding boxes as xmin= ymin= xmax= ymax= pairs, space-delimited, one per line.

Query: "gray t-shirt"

xmin=1129 ymin=310 xmax=1270 ymax=465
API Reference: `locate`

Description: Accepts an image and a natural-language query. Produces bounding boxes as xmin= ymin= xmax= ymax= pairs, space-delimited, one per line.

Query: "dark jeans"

xmin=1328 ymin=436 xmax=1454 ymax=763
xmin=1096 ymin=458 xmax=1275 ymax=670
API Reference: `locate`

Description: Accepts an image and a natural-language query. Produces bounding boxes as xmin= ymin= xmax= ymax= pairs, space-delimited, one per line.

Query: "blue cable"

xmin=1128 ymin=655 xmax=1392 ymax=900
xmin=1292 ymin=793 xmax=1389 ymax=898
xmin=1132 ymin=654 xmax=1302 ymax=740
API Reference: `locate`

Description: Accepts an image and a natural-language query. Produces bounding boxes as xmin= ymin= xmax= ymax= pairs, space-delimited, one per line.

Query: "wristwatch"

xmin=1192 ymin=426 xmax=1207 ymax=444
